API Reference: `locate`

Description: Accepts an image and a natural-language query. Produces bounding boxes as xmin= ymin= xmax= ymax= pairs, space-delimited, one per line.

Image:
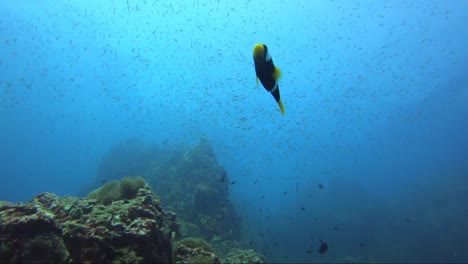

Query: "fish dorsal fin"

xmin=272 ymin=66 xmax=282 ymax=80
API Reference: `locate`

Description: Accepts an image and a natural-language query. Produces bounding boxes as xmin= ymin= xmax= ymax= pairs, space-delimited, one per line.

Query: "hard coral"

xmin=86 ymin=180 xmax=120 ymax=204
xmin=0 ymin=185 xmax=178 ymax=263
xmin=173 ymin=237 xmax=220 ymax=264
xmin=119 ymin=176 xmax=147 ymax=200
xmin=176 ymin=237 xmax=216 ymax=254
xmin=222 ymin=248 xmax=267 ymax=264
xmin=86 ymin=176 xmax=149 ymax=204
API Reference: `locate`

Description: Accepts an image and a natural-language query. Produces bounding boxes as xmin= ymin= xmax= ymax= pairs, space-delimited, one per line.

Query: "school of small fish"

xmin=0 ymin=0 xmax=464 ymax=259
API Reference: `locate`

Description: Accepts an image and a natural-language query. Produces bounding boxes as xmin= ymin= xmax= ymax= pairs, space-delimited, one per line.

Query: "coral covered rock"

xmin=221 ymin=249 xmax=267 ymax=264
xmin=173 ymin=237 xmax=220 ymax=264
xmin=89 ymin=137 xmax=242 ymax=241
xmin=0 ymin=183 xmax=178 ymax=263
xmin=75 ymin=138 xmax=265 ymax=262
xmin=146 ymin=138 xmax=242 ymax=241
xmin=86 ymin=176 xmax=150 ymax=204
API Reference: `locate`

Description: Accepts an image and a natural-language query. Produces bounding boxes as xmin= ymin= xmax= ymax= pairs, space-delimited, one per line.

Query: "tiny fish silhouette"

xmin=219 ymin=171 xmax=227 ymax=182
xmin=318 ymin=240 xmax=328 ymax=255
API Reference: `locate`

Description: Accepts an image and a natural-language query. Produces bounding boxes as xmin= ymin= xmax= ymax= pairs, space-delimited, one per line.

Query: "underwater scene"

xmin=1 ymin=0 xmax=467 ymax=263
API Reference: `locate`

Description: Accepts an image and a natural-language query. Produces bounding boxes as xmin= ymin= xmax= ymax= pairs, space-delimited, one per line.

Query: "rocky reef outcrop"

xmin=146 ymin=137 xmax=242 ymax=241
xmin=91 ymin=137 xmax=241 ymax=242
xmin=173 ymin=237 xmax=220 ymax=264
xmin=0 ymin=138 xmax=267 ymax=263
xmin=0 ymin=182 xmax=177 ymax=263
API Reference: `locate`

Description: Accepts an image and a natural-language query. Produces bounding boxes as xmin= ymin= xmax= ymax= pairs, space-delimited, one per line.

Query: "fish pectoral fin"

xmin=273 ymin=66 xmax=282 ymax=80
xmin=278 ymin=100 xmax=285 ymax=116
xmin=256 ymin=76 xmax=259 ymax=86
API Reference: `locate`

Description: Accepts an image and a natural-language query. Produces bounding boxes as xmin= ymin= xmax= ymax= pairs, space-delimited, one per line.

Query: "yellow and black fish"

xmin=253 ymin=43 xmax=285 ymax=115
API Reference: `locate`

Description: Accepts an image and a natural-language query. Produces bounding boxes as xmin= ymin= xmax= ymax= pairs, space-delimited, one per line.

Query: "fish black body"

xmin=253 ymin=43 xmax=285 ymax=115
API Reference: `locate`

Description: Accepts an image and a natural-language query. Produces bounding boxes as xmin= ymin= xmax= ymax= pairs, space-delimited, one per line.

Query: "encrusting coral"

xmin=86 ymin=176 xmax=153 ymax=204
xmin=0 ymin=178 xmax=177 ymax=263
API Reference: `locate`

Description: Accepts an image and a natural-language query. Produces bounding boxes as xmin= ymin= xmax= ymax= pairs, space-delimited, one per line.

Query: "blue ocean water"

xmin=1 ymin=0 xmax=467 ymax=262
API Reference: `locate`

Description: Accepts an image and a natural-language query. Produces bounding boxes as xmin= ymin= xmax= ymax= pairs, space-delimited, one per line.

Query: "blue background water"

xmin=1 ymin=0 xmax=467 ymax=262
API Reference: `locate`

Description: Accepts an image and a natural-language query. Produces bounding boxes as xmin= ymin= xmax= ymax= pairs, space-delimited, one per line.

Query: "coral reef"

xmin=91 ymin=137 xmax=242 ymax=242
xmin=209 ymin=239 xmax=266 ymax=264
xmin=146 ymin=137 xmax=242 ymax=241
xmin=0 ymin=185 xmax=265 ymax=263
xmin=14 ymin=138 xmax=266 ymax=263
xmin=221 ymin=249 xmax=267 ymax=264
xmin=173 ymin=237 xmax=220 ymax=264
xmin=86 ymin=176 xmax=151 ymax=204
xmin=0 ymin=180 xmax=178 ymax=263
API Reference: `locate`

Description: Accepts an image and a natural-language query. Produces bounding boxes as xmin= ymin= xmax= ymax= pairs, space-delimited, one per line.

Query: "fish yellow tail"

xmin=278 ymin=100 xmax=285 ymax=116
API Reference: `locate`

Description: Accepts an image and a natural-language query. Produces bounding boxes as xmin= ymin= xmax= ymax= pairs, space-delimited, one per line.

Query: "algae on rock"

xmin=0 ymin=181 xmax=177 ymax=263
xmin=86 ymin=176 xmax=152 ymax=204
xmin=89 ymin=138 xmax=242 ymax=241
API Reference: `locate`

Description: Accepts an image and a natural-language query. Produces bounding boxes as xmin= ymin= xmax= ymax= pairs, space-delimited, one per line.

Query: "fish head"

xmin=253 ymin=43 xmax=268 ymax=60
